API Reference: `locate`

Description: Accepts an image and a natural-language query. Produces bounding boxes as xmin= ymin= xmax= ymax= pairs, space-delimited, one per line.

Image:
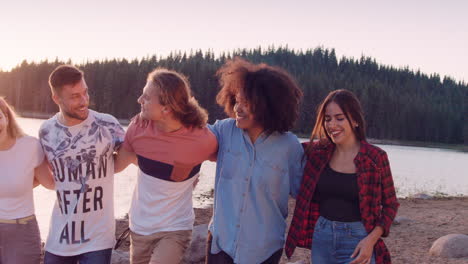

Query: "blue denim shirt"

xmin=208 ymin=118 xmax=304 ymax=264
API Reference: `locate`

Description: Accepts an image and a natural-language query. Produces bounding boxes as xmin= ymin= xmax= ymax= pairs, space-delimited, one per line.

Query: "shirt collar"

xmin=241 ymin=129 xmax=272 ymax=146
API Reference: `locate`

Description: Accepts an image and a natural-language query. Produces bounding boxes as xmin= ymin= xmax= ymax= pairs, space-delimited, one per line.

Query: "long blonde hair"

xmin=0 ymin=97 xmax=25 ymax=138
xmin=147 ymin=68 xmax=208 ymax=128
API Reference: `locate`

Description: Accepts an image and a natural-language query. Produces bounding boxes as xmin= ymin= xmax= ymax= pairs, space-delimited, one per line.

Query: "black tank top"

xmin=313 ymin=164 xmax=361 ymax=222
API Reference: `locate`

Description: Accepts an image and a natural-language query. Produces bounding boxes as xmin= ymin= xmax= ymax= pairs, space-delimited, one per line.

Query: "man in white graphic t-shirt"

xmin=39 ymin=65 xmax=124 ymax=264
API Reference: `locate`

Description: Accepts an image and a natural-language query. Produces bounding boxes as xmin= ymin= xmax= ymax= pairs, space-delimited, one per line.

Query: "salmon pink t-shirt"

xmin=122 ymin=121 xmax=217 ymax=235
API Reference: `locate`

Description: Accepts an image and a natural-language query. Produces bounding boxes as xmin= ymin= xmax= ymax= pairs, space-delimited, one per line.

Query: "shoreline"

xmin=18 ymin=111 xmax=131 ymax=125
xmin=37 ymin=196 xmax=468 ymax=263
xmin=18 ymin=112 xmax=467 ymax=152
xmin=112 ymin=196 xmax=468 ymax=264
xmin=367 ymin=138 xmax=468 ymax=152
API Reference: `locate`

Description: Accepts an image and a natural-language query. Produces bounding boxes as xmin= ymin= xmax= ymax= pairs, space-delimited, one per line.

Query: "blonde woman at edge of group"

xmin=0 ymin=97 xmax=55 ymax=264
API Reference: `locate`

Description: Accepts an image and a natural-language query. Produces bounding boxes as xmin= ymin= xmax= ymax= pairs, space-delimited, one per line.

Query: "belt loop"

xmin=320 ymin=217 xmax=327 ymax=229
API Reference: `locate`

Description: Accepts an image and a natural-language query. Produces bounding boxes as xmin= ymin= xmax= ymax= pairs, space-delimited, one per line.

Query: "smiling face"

xmin=324 ymin=101 xmax=358 ymax=146
xmin=233 ymin=91 xmax=262 ymax=132
xmin=52 ymin=78 xmax=90 ymax=126
xmin=137 ymin=82 xmax=166 ymax=121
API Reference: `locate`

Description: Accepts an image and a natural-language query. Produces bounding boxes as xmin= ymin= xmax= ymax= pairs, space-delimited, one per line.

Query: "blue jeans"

xmin=311 ymin=216 xmax=376 ymax=264
xmin=44 ymin=248 xmax=112 ymax=264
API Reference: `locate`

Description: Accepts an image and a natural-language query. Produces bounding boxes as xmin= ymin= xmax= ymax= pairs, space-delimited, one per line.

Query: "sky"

xmin=0 ymin=0 xmax=467 ymax=82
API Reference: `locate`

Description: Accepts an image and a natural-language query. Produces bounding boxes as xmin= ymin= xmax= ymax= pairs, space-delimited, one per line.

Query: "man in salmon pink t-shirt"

xmin=115 ymin=68 xmax=217 ymax=264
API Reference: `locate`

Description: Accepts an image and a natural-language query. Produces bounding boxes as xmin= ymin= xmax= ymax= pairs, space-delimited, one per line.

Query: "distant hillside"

xmin=0 ymin=47 xmax=466 ymax=144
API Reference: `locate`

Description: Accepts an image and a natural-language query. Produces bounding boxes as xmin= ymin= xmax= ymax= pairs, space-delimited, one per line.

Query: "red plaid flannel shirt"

xmin=285 ymin=140 xmax=399 ymax=264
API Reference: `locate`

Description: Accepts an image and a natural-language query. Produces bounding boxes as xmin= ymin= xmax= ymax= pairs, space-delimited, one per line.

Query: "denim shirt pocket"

xmin=220 ymin=148 xmax=242 ymax=180
xmin=258 ymin=156 xmax=287 ymax=200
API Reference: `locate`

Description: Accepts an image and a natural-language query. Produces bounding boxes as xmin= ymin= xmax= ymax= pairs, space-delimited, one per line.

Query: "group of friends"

xmin=0 ymin=58 xmax=399 ymax=264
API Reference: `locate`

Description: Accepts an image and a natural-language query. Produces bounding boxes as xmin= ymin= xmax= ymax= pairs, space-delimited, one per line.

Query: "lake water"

xmin=14 ymin=117 xmax=468 ymax=240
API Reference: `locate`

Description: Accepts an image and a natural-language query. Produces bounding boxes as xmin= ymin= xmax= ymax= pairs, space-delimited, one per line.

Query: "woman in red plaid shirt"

xmin=285 ymin=89 xmax=399 ymax=264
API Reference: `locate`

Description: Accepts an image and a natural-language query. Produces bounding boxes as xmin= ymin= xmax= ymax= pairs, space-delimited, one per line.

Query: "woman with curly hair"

xmin=206 ymin=58 xmax=304 ymax=264
xmin=285 ymin=89 xmax=399 ymax=264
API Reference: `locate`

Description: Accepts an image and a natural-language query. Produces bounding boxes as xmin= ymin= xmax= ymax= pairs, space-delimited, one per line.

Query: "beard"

xmin=62 ymin=107 xmax=89 ymax=121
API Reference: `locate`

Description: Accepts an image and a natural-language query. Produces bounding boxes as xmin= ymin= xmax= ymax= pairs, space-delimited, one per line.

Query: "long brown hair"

xmin=308 ymin=89 xmax=366 ymax=152
xmin=0 ymin=97 xmax=26 ymax=138
xmin=147 ymin=68 xmax=208 ymax=128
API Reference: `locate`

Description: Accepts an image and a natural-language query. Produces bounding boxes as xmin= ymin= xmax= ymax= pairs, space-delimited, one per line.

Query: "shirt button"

xmin=245 ymin=178 xmax=248 ymax=181
xmin=242 ymin=193 xmax=246 ymax=197
xmin=236 ymin=224 xmax=240 ymax=228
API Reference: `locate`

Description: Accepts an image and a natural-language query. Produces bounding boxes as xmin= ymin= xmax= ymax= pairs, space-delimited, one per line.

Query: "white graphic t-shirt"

xmin=39 ymin=110 xmax=124 ymax=256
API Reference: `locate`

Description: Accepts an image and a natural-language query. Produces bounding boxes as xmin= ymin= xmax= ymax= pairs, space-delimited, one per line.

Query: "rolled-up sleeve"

xmin=378 ymin=152 xmax=399 ymax=237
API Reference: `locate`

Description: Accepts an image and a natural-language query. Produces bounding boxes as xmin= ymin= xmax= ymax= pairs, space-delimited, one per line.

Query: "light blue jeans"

xmin=311 ymin=216 xmax=376 ymax=264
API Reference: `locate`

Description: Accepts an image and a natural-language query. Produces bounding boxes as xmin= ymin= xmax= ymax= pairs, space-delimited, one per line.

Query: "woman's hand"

xmin=350 ymin=235 xmax=375 ymax=264
xmin=34 ymin=158 xmax=55 ymax=190
xmin=350 ymin=226 xmax=383 ymax=264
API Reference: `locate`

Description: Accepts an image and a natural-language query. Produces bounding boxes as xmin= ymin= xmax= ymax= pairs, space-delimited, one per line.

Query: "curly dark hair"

xmin=216 ymin=58 xmax=303 ymax=134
